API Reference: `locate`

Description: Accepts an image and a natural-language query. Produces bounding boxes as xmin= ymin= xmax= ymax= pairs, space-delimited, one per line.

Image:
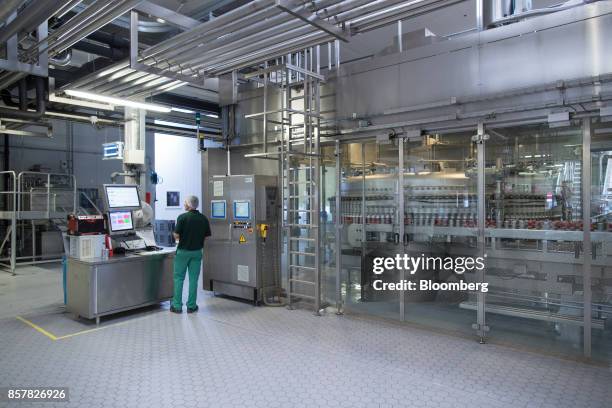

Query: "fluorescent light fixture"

xmin=204 ymin=113 xmax=219 ymax=118
xmin=65 ymin=89 xmax=171 ymax=113
xmin=171 ymin=107 xmax=195 ymax=114
xmin=154 ymin=119 xmax=195 ymax=130
xmin=156 ymin=18 xmax=166 ymax=24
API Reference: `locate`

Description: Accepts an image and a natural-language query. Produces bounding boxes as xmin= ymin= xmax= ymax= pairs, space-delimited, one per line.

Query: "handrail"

xmin=16 ymin=172 xmax=77 ymax=215
xmin=0 ymin=171 xmax=17 ymax=212
xmin=78 ymin=191 xmax=103 ymax=215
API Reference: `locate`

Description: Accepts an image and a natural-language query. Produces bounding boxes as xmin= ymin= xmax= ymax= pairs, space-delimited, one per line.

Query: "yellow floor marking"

xmin=55 ymin=318 xmax=136 ymax=340
xmin=16 ymin=310 xmax=163 ymax=341
xmin=16 ymin=316 xmax=58 ymax=341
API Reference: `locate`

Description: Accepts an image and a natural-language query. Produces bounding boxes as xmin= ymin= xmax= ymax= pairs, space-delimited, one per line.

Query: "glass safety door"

xmin=400 ymin=131 xmax=480 ymax=335
xmin=339 ymin=142 xmax=402 ymax=320
xmin=589 ymin=120 xmax=612 ymax=364
xmin=483 ymin=122 xmax=587 ymax=357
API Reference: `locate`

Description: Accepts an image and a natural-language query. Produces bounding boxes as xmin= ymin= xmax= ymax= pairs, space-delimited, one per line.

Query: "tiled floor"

xmin=0 ymin=265 xmax=611 ymax=408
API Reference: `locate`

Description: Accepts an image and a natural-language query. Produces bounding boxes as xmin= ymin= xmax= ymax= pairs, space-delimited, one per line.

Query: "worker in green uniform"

xmin=171 ymin=195 xmax=211 ymax=313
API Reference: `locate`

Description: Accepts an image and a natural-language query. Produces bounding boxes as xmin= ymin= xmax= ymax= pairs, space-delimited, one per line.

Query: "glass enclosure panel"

xmin=484 ymin=123 xmax=585 ymax=356
xmin=590 ymin=120 xmax=612 ymax=364
xmin=320 ymin=145 xmax=338 ymax=308
xmin=401 ymin=131 xmax=479 ymax=334
xmin=338 ymin=142 xmax=400 ymax=320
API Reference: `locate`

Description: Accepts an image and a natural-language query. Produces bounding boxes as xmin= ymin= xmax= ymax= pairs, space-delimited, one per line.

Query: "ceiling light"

xmin=156 ymin=18 xmax=166 ymax=24
xmin=171 ymin=107 xmax=195 ymax=114
xmin=154 ymin=119 xmax=195 ymax=130
xmin=65 ymin=90 xmax=171 ymax=113
xmin=204 ymin=113 xmax=219 ymax=118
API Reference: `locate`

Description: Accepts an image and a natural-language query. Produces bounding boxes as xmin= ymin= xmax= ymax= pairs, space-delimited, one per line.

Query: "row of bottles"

xmin=343 ymin=207 xmax=395 ymax=225
xmin=490 ymin=218 xmax=612 ymax=231
xmin=407 ymin=210 xmax=478 ymax=227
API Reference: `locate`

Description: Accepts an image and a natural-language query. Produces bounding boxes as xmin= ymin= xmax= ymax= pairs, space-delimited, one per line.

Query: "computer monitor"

xmin=104 ymin=184 xmax=141 ymax=210
xmin=108 ymin=210 xmax=134 ymax=233
xmin=211 ymin=200 xmax=226 ymax=219
xmin=234 ymin=200 xmax=250 ymax=220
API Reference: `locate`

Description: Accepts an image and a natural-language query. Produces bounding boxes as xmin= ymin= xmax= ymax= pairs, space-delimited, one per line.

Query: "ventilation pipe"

xmin=0 ymin=76 xmax=47 ymax=120
xmin=50 ymin=49 xmax=72 ymax=67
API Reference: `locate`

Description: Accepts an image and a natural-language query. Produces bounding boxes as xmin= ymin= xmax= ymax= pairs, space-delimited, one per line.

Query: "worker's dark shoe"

xmin=187 ymin=305 xmax=199 ymax=314
xmin=170 ymin=306 xmax=182 ymax=314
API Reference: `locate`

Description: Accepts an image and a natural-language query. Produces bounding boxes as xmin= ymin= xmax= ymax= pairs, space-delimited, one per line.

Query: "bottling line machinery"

xmin=328 ymin=135 xmax=612 ymax=336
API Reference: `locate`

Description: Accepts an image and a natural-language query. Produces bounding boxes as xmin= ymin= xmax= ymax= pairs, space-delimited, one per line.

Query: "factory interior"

xmin=0 ymin=0 xmax=611 ymax=407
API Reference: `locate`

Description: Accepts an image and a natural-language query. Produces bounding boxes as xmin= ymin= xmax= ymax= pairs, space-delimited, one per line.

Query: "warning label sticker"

xmin=239 ymin=234 xmax=247 ymax=244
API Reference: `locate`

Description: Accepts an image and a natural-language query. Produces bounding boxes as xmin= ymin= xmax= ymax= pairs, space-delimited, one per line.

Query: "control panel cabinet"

xmin=204 ymin=175 xmax=279 ymax=304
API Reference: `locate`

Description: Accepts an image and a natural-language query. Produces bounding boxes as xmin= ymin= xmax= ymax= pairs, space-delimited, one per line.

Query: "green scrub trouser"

xmin=172 ymin=248 xmax=203 ymax=310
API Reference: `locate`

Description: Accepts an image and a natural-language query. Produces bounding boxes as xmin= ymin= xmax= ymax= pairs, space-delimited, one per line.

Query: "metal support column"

xmin=361 ymin=143 xmax=366 ymax=302
xmin=123 ymin=107 xmax=146 ymax=186
xmin=582 ymin=119 xmax=592 ymax=358
xmin=397 ymin=20 xmax=403 ymax=52
xmin=476 ymin=0 xmax=485 ymax=31
xmin=472 ymin=122 xmax=489 ymax=343
xmin=335 ymin=140 xmax=343 ymax=314
xmin=263 ymin=61 xmax=268 ymax=153
xmin=399 ymin=137 xmax=405 ymax=321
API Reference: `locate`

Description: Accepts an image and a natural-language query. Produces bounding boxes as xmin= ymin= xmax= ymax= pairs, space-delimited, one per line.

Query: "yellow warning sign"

xmin=239 ymin=234 xmax=247 ymax=244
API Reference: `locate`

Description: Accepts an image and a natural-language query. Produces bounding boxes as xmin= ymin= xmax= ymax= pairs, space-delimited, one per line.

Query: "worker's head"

xmin=184 ymin=195 xmax=199 ymax=211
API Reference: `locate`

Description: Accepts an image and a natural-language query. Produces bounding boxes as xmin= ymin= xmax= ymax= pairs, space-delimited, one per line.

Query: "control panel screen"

xmin=211 ymin=200 xmax=226 ymax=219
xmin=234 ymin=201 xmax=250 ymax=220
xmin=109 ymin=211 xmax=134 ymax=232
xmin=105 ymin=185 xmax=141 ymax=209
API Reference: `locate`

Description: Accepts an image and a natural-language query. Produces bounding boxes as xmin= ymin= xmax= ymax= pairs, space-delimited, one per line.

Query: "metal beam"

xmin=275 ymin=0 xmax=350 ymax=42
xmin=134 ymin=1 xmax=200 ymax=30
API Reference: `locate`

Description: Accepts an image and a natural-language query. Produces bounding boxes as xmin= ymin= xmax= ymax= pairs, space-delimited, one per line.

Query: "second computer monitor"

xmin=108 ymin=210 xmax=134 ymax=234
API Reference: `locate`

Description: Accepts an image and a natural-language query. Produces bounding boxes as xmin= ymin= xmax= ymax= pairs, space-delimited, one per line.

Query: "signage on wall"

xmin=166 ymin=191 xmax=180 ymax=208
xmin=102 ymin=142 xmax=124 ymax=160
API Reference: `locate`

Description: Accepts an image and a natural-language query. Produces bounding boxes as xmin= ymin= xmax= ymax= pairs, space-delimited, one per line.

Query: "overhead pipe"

xmin=203 ymin=0 xmax=458 ymax=73
xmin=143 ymin=0 xmax=361 ymax=77
xmin=22 ymin=0 xmax=139 ymax=62
xmin=46 ymin=0 xmax=143 ymax=58
xmin=87 ymin=31 xmax=131 ymax=49
xmin=153 ymin=0 xmax=416 ymax=77
xmin=0 ymin=76 xmax=46 ymax=120
xmin=0 ymin=0 xmax=66 ymax=44
xmin=151 ymin=0 xmax=344 ymax=66
xmin=0 ymin=0 xmax=26 ymax=27
xmin=0 ymin=0 xmax=83 ymax=91
xmin=72 ymin=40 xmax=127 ymax=60
xmin=141 ymin=0 xmax=280 ymax=60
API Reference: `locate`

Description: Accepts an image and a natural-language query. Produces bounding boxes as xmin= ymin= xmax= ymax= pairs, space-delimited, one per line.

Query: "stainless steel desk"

xmin=67 ymin=248 xmax=175 ymax=324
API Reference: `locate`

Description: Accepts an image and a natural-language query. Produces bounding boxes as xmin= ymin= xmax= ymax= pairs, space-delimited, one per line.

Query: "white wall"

xmin=154 ymin=133 xmax=201 ymax=221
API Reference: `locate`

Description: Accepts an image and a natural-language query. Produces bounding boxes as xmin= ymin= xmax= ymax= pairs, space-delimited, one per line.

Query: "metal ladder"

xmin=281 ymin=50 xmax=322 ymax=314
xmin=242 ymin=49 xmax=324 ymax=313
